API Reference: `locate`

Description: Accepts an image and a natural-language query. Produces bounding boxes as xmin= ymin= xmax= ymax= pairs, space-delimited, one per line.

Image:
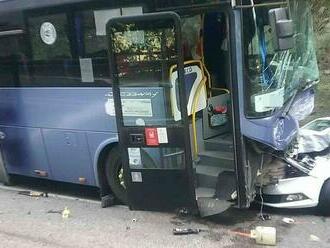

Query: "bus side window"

xmin=73 ymin=9 xmax=118 ymax=85
xmin=26 ymin=13 xmax=77 ymax=86
xmin=0 ymin=35 xmax=27 ymax=87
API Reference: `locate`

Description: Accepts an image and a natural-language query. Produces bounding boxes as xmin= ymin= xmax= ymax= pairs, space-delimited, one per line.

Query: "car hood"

xmin=298 ymin=128 xmax=330 ymax=154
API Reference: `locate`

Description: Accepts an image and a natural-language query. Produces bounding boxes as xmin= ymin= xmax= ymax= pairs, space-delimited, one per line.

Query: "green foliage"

xmin=311 ymin=0 xmax=330 ymax=35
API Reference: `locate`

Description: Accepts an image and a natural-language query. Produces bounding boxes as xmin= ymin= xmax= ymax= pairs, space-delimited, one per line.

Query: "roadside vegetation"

xmin=308 ymin=0 xmax=330 ymax=122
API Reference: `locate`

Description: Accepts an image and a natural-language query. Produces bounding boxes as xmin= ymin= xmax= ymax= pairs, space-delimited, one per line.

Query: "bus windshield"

xmin=243 ymin=0 xmax=319 ymax=117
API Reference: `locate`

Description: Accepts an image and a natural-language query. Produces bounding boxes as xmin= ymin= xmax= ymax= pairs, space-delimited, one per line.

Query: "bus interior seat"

xmin=169 ymin=60 xmax=207 ymax=121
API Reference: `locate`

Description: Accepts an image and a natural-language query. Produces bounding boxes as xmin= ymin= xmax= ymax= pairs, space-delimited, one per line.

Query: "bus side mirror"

xmin=269 ymin=8 xmax=294 ymax=51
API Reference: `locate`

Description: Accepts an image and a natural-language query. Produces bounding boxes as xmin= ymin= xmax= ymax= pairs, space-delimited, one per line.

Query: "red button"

xmin=214 ymin=105 xmax=227 ymax=114
xmin=145 ymin=128 xmax=159 ymax=146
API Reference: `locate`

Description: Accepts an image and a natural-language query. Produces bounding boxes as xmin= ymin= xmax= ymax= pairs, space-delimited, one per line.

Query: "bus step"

xmin=203 ymin=134 xmax=234 ymax=152
xmin=198 ymin=150 xmax=234 ymax=169
xmin=197 ymin=197 xmax=233 ymax=217
xmin=215 ymin=171 xmax=237 ymax=201
xmin=196 ymin=165 xmax=227 ymax=188
xmin=195 ymin=187 xmax=216 ymax=199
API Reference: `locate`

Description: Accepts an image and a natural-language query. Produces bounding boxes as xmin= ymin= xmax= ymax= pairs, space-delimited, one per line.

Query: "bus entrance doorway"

xmin=107 ymin=11 xmax=237 ymax=216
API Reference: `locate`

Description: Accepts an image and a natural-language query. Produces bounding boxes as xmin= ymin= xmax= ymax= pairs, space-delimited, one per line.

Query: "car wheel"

xmin=105 ymin=146 xmax=128 ymax=205
xmin=318 ymin=179 xmax=330 ymax=216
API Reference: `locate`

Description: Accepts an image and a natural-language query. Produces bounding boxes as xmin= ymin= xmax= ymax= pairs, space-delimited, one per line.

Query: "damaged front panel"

xmin=239 ymin=0 xmax=320 ymax=204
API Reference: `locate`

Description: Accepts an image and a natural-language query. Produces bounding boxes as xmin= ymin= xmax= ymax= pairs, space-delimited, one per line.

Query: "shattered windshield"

xmin=243 ymin=0 xmax=319 ymax=117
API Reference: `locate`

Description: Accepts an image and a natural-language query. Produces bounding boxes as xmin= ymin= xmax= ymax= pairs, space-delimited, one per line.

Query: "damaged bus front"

xmin=238 ymin=0 xmax=323 ymax=210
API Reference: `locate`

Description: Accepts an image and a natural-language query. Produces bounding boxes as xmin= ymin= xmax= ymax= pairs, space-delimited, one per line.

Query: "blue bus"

xmin=0 ymin=0 xmax=322 ymax=216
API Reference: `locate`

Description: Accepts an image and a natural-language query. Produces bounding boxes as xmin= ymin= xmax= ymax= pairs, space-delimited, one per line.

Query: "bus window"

xmin=25 ymin=13 xmax=79 ymax=86
xmin=78 ymin=9 xmax=120 ymax=58
xmin=0 ymin=35 xmax=27 ymax=87
xmin=73 ymin=8 xmax=142 ymax=85
xmin=28 ymin=13 xmax=71 ymax=61
xmin=74 ymin=9 xmax=121 ymax=84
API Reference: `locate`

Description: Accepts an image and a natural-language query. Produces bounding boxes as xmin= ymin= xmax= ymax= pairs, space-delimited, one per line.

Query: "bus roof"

xmin=0 ymin=0 xmax=229 ymax=15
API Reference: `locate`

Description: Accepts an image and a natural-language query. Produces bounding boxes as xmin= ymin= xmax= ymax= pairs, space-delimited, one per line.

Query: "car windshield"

xmin=243 ymin=0 xmax=319 ymax=117
xmin=305 ymin=120 xmax=330 ymax=132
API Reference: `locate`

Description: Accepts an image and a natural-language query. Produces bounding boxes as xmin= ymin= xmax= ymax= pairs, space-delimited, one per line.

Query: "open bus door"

xmin=106 ymin=11 xmax=246 ymax=216
xmin=106 ymin=13 xmax=198 ymax=212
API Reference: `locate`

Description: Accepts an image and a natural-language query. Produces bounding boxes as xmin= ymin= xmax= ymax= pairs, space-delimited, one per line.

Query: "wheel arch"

xmin=93 ymin=137 xmax=119 ymax=196
xmin=318 ymin=177 xmax=330 ymax=201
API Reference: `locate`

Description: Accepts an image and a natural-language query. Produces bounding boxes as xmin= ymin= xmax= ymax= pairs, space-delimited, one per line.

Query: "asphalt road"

xmin=0 ymin=180 xmax=329 ymax=248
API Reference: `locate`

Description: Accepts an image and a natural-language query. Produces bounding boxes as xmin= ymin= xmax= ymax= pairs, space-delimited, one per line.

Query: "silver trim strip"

xmin=0 ymin=29 xmax=24 ymax=37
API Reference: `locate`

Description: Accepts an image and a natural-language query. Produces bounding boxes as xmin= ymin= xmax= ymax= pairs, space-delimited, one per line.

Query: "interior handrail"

xmin=210 ymin=87 xmax=230 ymax=94
xmin=191 ymin=77 xmax=207 ymax=159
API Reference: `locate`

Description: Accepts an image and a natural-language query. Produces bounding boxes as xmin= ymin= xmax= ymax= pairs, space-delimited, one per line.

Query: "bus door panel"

xmin=107 ymin=13 xmax=197 ymax=211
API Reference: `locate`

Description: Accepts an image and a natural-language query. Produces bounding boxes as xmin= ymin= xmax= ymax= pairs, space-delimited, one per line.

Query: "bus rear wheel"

xmin=105 ymin=146 xmax=128 ymax=205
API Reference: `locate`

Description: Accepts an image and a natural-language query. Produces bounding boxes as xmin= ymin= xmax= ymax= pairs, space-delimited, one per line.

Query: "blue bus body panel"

xmin=0 ymin=87 xmax=116 ymax=185
xmin=42 ymin=129 xmax=96 ymax=185
xmin=0 ymin=88 xmax=117 ymax=132
xmin=0 ymin=87 xmax=166 ymax=186
xmin=0 ymin=126 xmax=51 ymax=177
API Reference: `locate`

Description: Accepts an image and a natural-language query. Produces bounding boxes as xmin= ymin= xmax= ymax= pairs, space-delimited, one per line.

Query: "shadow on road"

xmin=7 ymin=175 xmax=322 ymax=224
xmin=8 ymin=175 xmax=100 ymax=200
xmin=195 ymin=202 xmax=319 ymax=227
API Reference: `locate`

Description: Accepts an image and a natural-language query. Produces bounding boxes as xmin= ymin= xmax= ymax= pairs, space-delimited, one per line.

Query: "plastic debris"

xmin=47 ymin=210 xmax=62 ymax=214
xmin=101 ymin=194 xmax=115 ymax=208
xmin=176 ymin=207 xmax=190 ymax=217
xmin=229 ymin=230 xmax=252 ymax=238
xmin=173 ymin=228 xmax=201 ymax=235
xmin=170 ymin=220 xmax=184 ymax=226
xmin=231 ymin=191 xmax=237 ymax=200
xmin=18 ymin=191 xmax=48 ymax=197
xmin=309 ymin=234 xmax=320 ymax=242
xmin=250 ymin=226 xmax=276 ymax=246
xmin=282 ymin=217 xmax=295 ymax=224
xmin=62 ymin=207 xmax=71 ymax=219
xmin=132 ymin=219 xmax=137 ymax=223
xmin=258 ymin=213 xmax=271 ymax=221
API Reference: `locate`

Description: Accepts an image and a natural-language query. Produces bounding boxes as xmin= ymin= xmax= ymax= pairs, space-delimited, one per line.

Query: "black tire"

xmin=105 ymin=146 xmax=128 ymax=205
xmin=318 ymin=179 xmax=330 ymax=216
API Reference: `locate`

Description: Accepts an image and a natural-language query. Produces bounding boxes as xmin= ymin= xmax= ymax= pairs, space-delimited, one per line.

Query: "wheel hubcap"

xmin=118 ymin=167 xmax=126 ymax=189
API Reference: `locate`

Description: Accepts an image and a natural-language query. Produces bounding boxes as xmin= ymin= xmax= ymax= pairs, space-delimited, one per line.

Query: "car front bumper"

xmin=258 ymin=176 xmax=325 ymax=208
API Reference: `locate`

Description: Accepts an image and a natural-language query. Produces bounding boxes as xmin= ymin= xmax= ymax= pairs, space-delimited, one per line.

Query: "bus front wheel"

xmin=105 ymin=146 xmax=128 ymax=205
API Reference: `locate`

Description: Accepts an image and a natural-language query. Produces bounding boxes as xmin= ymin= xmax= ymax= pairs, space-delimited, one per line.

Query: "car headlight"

xmin=285 ymin=193 xmax=308 ymax=202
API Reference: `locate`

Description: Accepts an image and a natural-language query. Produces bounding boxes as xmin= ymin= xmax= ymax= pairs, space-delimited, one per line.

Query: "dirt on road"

xmin=0 ymin=184 xmax=330 ymax=248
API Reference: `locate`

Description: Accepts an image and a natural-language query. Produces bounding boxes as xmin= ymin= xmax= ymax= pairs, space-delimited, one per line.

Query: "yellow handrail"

xmin=210 ymin=87 xmax=230 ymax=94
xmin=168 ymin=59 xmax=230 ymax=159
xmin=202 ymin=63 xmax=212 ymax=97
xmin=191 ymin=77 xmax=207 ymax=159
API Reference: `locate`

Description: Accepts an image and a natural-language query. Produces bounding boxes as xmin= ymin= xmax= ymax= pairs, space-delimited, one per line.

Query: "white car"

xmin=261 ymin=117 xmax=330 ymax=214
